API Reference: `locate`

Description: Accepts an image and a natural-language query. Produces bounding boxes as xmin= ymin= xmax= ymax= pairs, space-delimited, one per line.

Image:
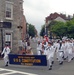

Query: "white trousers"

xmin=67 ymin=49 xmax=72 ymax=62
xmin=64 ymin=50 xmax=68 ymax=59
xmin=47 ymin=54 xmax=54 ymax=68
xmin=58 ymin=52 xmax=63 ymax=62
xmin=3 ymin=55 xmax=9 ymax=65
xmin=56 ymin=51 xmax=59 ymax=59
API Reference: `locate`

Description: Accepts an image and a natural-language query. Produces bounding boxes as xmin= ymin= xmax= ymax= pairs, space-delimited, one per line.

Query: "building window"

xmin=5 ymin=33 xmax=12 ymax=48
xmin=5 ymin=1 xmax=13 ymax=20
xmin=5 ymin=33 xmax=11 ymax=41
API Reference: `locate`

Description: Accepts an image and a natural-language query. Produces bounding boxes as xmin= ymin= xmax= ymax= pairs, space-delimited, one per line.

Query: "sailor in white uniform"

xmin=58 ymin=41 xmax=65 ymax=65
xmin=54 ymin=40 xmax=60 ymax=60
xmin=72 ymin=40 xmax=74 ymax=59
xmin=64 ymin=39 xmax=69 ymax=60
xmin=1 ymin=44 xmax=10 ymax=66
xmin=46 ymin=42 xmax=55 ymax=70
xmin=42 ymin=39 xmax=48 ymax=55
xmin=67 ymin=40 xmax=73 ymax=62
xmin=65 ymin=40 xmax=73 ymax=62
xmin=37 ymin=40 xmax=42 ymax=55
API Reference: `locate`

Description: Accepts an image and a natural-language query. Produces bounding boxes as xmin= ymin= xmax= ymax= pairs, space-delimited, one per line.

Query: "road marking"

xmin=0 ymin=72 xmax=16 ymax=75
xmin=0 ymin=68 xmax=37 ymax=75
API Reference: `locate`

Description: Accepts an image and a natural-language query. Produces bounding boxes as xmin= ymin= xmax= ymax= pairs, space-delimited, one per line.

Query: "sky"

xmin=23 ymin=0 xmax=74 ymax=33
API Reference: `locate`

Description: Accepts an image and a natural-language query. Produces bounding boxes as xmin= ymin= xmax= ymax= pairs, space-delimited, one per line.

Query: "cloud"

xmin=24 ymin=7 xmax=45 ymax=33
xmin=23 ymin=0 xmax=50 ymax=33
xmin=23 ymin=0 xmax=74 ymax=33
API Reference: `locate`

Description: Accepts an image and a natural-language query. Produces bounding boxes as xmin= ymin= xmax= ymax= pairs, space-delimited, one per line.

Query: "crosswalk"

xmin=0 ymin=68 xmax=37 ymax=75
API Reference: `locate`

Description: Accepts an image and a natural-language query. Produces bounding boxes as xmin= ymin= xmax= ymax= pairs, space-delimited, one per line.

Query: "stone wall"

xmin=0 ymin=0 xmax=24 ymax=53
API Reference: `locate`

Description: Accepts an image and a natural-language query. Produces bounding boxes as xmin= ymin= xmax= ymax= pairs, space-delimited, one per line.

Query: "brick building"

xmin=45 ymin=12 xmax=73 ymax=26
xmin=45 ymin=12 xmax=73 ymax=37
xmin=45 ymin=12 xmax=67 ymax=26
xmin=0 ymin=0 xmax=27 ymax=53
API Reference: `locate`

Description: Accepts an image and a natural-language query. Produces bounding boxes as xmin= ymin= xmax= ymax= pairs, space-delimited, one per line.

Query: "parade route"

xmin=0 ymin=40 xmax=74 ymax=75
xmin=0 ymin=59 xmax=74 ymax=75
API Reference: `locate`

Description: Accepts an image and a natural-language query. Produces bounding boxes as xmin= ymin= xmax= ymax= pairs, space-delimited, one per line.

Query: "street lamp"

xmin=45 ymin=20 xmax=48 ymax=36
xmin=48 ymin=30 xmax=50 ymax=37
xmin=26 ymin=23 xmax=29 ymax=39
xmin=49 ymin=31 xmax=52 ymax=41
xmin=45 ymin=24 xmax=46 ymax=35
xmin=0 ymin=20 xmax=3 ymax=51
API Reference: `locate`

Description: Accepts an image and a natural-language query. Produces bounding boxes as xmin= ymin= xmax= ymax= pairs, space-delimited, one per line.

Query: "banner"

xmin=8 ymin=54 xmax=47 ymax=66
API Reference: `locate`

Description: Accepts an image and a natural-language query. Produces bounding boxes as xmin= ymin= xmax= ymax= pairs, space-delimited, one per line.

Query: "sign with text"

xmin=8 ymin=54 xmax=47 ymax=66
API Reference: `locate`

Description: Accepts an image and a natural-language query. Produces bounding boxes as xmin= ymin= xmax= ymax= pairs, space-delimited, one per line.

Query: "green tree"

xmin=40 ymin=18 xmax=74 ymax=39
xmin=40 ymin=25 xmax=45 ymax=37
xmin=66 ymin=18 xmax=74 ymax=38
xmin=51 ymin=21 xmax=67 ymax=39
xmin=28 ymin=24 xmax=36 ymax=37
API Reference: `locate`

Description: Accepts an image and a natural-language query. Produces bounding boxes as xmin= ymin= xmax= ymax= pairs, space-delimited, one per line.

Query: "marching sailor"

xmin=65 ymin=39 xmax=73 ymax=62
xmin=58 ymin=41 xmax=64 ymax=65
xmin=64 ymin=39 xmax=68 ymax=60
xmin=42 ymin=38 xmax=48 ymax=55
xmin=72 ymin=40 xmax=74 ymax=59
xmin=46 ymin=42 xmax=55 ymax=70
xmin=37 ymin=40 xmax=42 ymax=55
xmin=54 ymin=40 xmax=60 ymax=60
xmin=1 ymin=44 xmax=10 ymax=66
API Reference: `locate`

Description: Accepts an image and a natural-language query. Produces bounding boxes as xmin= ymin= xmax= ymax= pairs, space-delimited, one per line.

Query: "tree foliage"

xmin=40 ymin=18 xmax=74 ymax=39
xmin=28 ymin=24 xmax=36 ymax=37
xmin=51 ymin=19 xmax=74 ymax=38
xmin=66 ymin=19 xmax=74 ymax=38
xmin=40 ymin=25 xmax=45 ymax=37
xmin=51 ymin=21 xmax=67 ymax=39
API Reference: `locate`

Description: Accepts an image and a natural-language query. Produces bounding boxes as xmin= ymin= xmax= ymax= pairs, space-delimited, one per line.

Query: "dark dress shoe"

xmin=50 ymin=65 xmax=52 ymax=67
xmin=59 ymin=61 xmax=63 ymax=65
xmin=5 ymin=64 xmax=8 ymax=66
xmin=49 ymin=67 xmax=52 ymax=70
xmin=52 ymin=61 xmax=54 ymax=64
xmin=5 ymin=62 xmax=8 ymax=66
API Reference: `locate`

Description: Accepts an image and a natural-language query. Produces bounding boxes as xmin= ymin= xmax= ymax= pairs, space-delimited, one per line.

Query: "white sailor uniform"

xmin=37 ymin=43 xmax=42 ymax=55
xmin=66 ymin=42 xmax=72 ymax=62
xmin=46 ymin=45 xmax=55 ymax=70
xmin=58 ymin=43 xmax=64 ymax=64
xmin=1 ymin=47 xmax=10 ymax=66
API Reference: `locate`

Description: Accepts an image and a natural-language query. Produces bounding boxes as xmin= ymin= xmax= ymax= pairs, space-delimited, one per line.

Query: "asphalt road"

xmin=0 ymin=59 xmax=74 ymax=75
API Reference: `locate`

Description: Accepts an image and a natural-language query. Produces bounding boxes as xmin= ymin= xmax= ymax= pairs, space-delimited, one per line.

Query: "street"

xmin=0 ymin=40 xmax=74 ymax=75
xmin=0 ymin=59 xmax=74 ymax=75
